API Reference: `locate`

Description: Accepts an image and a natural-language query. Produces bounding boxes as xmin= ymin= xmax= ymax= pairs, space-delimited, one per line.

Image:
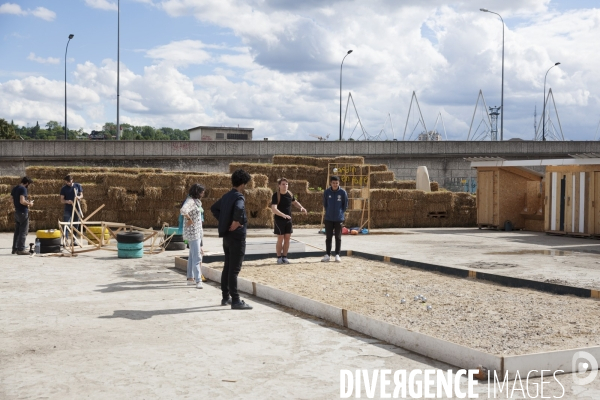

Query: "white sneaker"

xmin=196 ymin=281 xmax=203 ymax=289
xmin=321 ymin=254 xmax=330 ymax=262
xmin=334 ymin=254 xmax=341 ymax=262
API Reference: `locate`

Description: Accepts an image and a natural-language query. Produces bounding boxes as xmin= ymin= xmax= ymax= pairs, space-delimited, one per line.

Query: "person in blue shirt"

xmin=60 ymin=175 xmax=83 ymax=244
xmin=11 ymin=176 xmax=34 ymax=255
xmin=322 ymin=176 xmax=348 ymax=263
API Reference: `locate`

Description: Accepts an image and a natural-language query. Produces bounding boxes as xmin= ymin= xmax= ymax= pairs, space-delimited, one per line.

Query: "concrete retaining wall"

xmin=2 ymin=140 xmax=599 ymax=190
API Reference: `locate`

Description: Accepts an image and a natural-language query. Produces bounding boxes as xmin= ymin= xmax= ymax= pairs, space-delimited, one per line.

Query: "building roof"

xmin=187 ymin=126 xmax=254 ymax=132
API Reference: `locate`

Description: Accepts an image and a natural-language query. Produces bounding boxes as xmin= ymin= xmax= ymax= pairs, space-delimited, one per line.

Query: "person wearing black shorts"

xmin=271 ymin=178 xmax=306 ymax=264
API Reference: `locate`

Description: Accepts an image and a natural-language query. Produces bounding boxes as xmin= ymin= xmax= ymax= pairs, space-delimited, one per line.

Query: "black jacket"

xmin=210 ymin=189 xmax=247 ymax=239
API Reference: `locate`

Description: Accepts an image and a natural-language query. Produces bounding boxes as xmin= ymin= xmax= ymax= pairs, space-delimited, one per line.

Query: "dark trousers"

xmin=13 ymin=211 xmax=29 ymax=252
xmin=324 ymin=220 xmax=342 ymax=256
xmin=221 ymin=235 xmax=246 ymax=302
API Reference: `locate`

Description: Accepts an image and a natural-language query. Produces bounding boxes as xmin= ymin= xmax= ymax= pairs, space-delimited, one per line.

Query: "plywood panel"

xmin=550 ymin=172 xmax=557 ymax=231
xmin=564 ymin=172 xmax=573 ymax=233
xmin=544 ymin=172 xmax=551 ymax=231
xmin=579 ymin=172 xmax=585 ymax=233
xmin=477 ymin=171 xmax=494 ymax=225
xmin=595 ymin=172 xmax=600 ymax=234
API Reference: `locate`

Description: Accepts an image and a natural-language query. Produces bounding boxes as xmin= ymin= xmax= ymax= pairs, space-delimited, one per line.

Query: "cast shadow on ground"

xmin=99 ymin=305 xmax=227 ymax=320
xmin=95 ymin=280 xmax=183 ymax=293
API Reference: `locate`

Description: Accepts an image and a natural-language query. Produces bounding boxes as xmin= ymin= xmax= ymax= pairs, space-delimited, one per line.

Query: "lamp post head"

xmin=555 ymin=62 xmax=561 ymax=66
xmin=480 ymin=8 xmax=489 ymax=12
xmin=68 ymin=34 xmax=74 ymax=39
xmin=347 ymin=50 xmax=353 ymax=54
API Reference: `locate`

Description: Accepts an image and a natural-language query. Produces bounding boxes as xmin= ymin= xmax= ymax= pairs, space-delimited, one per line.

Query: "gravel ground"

xmin=207 ymin=256 xmax=600 ymax=356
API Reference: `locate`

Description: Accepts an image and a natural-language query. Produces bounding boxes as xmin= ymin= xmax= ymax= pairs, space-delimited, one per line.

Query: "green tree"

xmin=0 ymin=118 xmax=19 ymax=139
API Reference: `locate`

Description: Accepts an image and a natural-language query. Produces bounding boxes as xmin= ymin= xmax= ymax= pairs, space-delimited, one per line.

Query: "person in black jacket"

xmin=210 ymin=169 xmax=253 ymax=310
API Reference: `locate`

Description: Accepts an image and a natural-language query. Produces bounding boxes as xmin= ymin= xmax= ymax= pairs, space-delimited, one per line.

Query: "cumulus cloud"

xmin=84 ymin=0 xmax=118 ymax=11
xmin=27 ymin=52 xmax=60 ymax=64
xmin=0 ymin=3 xmax=55 ymax=20
xmin=3 ymin=0 xmax=600 ymax=140
xmin=30 ymin=7 xmax=55 ymax=21
xmin=146 ymin=40 xmax=212 ymax=67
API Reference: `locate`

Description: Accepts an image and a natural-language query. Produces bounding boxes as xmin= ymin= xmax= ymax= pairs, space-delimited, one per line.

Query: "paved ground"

xmin=2 ymin=228 xmax=600 ymax=399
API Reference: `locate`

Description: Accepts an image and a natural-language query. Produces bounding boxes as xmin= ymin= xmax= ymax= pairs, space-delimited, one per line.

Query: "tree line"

xmin=0 ymin=119 xmax=190 ymax=141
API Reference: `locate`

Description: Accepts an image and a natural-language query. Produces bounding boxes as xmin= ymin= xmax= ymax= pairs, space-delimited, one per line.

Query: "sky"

xmin=1 ymin=0 xmax=600 ymax=141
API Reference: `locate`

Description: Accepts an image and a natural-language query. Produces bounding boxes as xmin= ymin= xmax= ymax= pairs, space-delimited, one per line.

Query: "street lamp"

xmin=543 ymin=62 xmax=561 ymax=141
xmin=480 ymin=8 xmax=504 ymax=141
xmin=65 ymin=34 xmax=74 ymax=140
xmin=339 ymin=49 xmax=353 ymax=141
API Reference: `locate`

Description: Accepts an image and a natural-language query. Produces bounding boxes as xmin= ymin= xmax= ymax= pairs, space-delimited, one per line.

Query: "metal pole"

xmin=64 ymin=34 xmax=74 ymax=140
xmin=543 ymin=62 xmax=560 ymax=141
xmin=480 ymin=9 xmax=504 ymax=140
xmin=339 ymin=50 xmax=352 ymax=141
xmin=116 ymin=0 xmax=120 ymax=140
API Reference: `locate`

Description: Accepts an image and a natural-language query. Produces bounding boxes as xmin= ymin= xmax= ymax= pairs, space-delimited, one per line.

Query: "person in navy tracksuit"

xmin=322 ymin=176 xmax=348 ymax=263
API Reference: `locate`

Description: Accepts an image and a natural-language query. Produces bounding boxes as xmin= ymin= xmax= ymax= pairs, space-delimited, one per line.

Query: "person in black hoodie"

xmin=210 ymin=169 xmax=253 ymax=310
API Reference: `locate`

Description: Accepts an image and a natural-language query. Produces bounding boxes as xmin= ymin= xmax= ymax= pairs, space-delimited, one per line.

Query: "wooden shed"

xmin=475 ymin=166 xmax=544 ymax=231
xmin=545 ymin=163 xmax=600 ymax=236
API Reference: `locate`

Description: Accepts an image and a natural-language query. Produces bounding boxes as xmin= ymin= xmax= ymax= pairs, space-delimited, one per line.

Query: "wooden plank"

xmin=565 ymin=172 xmax=573 ymax=233
xmin=595 ymin=172 xmax=600 ymax=234
xmin=544 ymin=172 xmax=551 ymax=231
xmin=579 ymin=172 xmax=586 ymax=234
xmin=551 ymin=172 xmax=558 ymax=231
xmin=477 ymin=171 xmax=493 ymax=225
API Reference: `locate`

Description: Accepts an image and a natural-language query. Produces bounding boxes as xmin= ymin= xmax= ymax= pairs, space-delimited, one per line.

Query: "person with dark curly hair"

xmin=181 ymin=183 xmax=205 ymax=289
xmin=210 ymin=169 xmax=253 ymax=310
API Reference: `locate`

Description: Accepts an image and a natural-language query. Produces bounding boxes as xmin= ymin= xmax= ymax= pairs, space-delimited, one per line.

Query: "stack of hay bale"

xmin=231 ymin=155 xmax=476 ymax=228
xmin=0 ymin=167 xmax=271 ymax=232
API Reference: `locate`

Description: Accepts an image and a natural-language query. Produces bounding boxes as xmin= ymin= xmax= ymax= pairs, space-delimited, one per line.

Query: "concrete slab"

xmin=3 ymin=231 xmax=600 ymax=398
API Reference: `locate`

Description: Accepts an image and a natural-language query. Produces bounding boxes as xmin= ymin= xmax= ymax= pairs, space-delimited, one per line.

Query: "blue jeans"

xmin=13 ymin=211 xmax=29 ymax=252
xmin=187 ymin=238 xmax=202 ymax=283
xmin=63 ymin=210 xmax=80 ymax=241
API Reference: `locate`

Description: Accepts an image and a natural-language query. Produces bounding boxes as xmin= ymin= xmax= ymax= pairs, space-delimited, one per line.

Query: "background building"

xmin=188 ymin=126 xmax=253 ymax=141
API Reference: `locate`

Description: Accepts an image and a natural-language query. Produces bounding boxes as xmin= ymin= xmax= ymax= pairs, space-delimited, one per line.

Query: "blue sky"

xmin=1 ymin=0 xmax=600 ymax=141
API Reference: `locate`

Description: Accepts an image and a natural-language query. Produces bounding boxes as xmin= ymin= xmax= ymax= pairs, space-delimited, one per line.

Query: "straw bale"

xmin=229 ymin=163 xmax=327 ymax=189
xmin=187 ymin=174 xmax=231 ymax=190
xmin=344 ymin=210 xmax=364 ymax=227
xmin=121 ymin=194 xmax=138 ymax=212
xmin=0 ymin=184 xmax=11 ymax=195
xmin=369 ymin=171 xmax=395 ymax=185
xmin=27 ymin=180 xmax=64 ymax=195
xmin=79 ymin=183 xmax=106 ymax=199
xmin=244 ymin=188 xmax=273 ymax=212
xmin=157 ymin=209 xmax=176 ymax=224
xmin=247 ymin=209 xmax=273 ymax=228
xmin=103 ymin=211 xmax=119 ymax=222
xmin=108 ymin=187 xmax=127 ymax=201
xmin=370 ymin=199 xmax=388 ymax=211
xmin=291 ymin=211 xmax=322 ymax=225
xmin=206 ymin=188 xmax=231 ymax=199
xmin=68 ymin=173 xmax=107 ymax=184
xmin=387 ymin=199 xmax=416 ymax=211
xmin=288 ymin=180 xmax=309 ymax=193
xmin=430 ymin=182 xmax=439 ymax=191
xmin=0 ymin=215 xmax=9 ymax=231
xmin=143 ymin=186 xmax=163 ymax=200
xmin=377 ymin=180 xmax=416 ymax=190
xmin=25 ymin=166 xmax=110 ymax=180
xmin=294 ymin=192 xmax=323 ymax=212
xmin=138 ymin=172 xmax=184 ymax=189
xmin=0 ymin=176 xmax=20 ymax=185
xmin=102 ymin=173 xmax=144 ymax=192
xmin=171 ymin=186 xmax=187 ymax=201
xmin=348 ymin=189 xmax=361 ymax=199
xmin=249 ymin=174 xmax=268 ymax=188
xmin=109 ymin=167 xmax=163 ymax=174
xmin=423 ymin=191 xmax=453 ymax=203
xmin=452 ymin=192 xmax=476 ymax=209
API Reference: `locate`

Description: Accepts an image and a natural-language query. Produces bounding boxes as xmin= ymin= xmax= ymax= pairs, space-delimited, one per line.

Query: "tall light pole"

xmin=480 ymin=8 xmax=504 ymax=141
xmin=64 ymin=34 xmax=74 ymax=140
xmin=543 ymin=62 xmax=561 ymax=141
xmin=116 ymin=0 xmax=120 ymax=140
xmin=339 ymin=49 xmax=353 ymax=141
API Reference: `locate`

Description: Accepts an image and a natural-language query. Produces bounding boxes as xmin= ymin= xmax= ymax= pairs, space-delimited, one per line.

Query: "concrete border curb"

xmin=176 ymin=255 xmax=600 ymax=378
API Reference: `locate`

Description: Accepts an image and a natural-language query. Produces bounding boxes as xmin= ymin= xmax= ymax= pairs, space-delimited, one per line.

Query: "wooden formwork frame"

xmin=58 ymin=194 xmax=169 ymax=255
xmin=321 ymin=163 xmax=371 ymax=231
